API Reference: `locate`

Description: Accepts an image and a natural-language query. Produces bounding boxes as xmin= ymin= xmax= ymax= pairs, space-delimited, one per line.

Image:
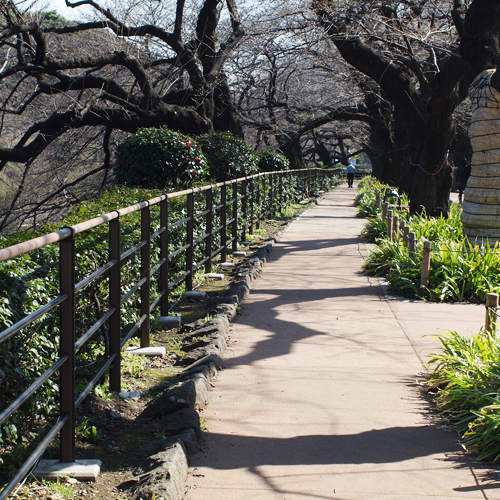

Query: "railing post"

xmin=279 ymin=172 xmax=283 ymax=209
xmin=287 ymin=170 xmax=292 ymax=204
xmin=262 ymin=174 xmax=267 ymax=221
xmin=420 ymin=240 xmax=432 ymax=289
xmin=386 ymin=209 xmax=393 ymax=241
xmin=140 ymin=203 xmax=151 ymax=347
xmin=221 ymin=183 xmax=227 ymax=263
xmin=160 ymin=198 xmax=169 ymax=315
xmin=241 ymin=178 xmax=247 ymax=243
xmin=485 ymin=293 xmax=499 ymax=335
xmin=271 ymin=173 xmax=276 ymax=218
xmin=232 ymin=183 xmax=238 ymax=252
xmin=392 ymin=213 xmax=399 ymax=240
xmin=249 ymin=177 xmax=254 ymax=235
xmin=186 ymin=192 xmax=194 ymax=290
xmin=59 ymin=230 xmax=76 ymax=463
xmin=109 ymin=217 xmax=121 ymax=393
xmin=408 ymin=231 xmax=416 ymax=258
xmin=402 ymin=223 xmax=409 ymax=246
xmin=256 ymin=176 xmax=261 ymax=230
xmin=205 ymin=186 xmax=213 ymax=274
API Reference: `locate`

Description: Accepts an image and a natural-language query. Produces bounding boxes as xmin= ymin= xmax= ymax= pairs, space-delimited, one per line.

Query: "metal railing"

xmin=0 ymin=168 xmax=336 ymax=498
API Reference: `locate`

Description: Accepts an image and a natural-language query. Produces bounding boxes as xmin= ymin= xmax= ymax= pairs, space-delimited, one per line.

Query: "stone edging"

xmin=130 ymin=235 xmax=283 ymax=500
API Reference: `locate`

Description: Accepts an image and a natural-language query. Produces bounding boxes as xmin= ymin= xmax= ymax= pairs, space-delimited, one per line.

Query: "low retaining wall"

xmin=130 ymin=236 xmax=281 ymax=500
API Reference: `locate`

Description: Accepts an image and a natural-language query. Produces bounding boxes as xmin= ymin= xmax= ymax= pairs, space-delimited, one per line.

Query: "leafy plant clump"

xmin=196 ymin=131 xmax=259 ymax=181
xmin=257 ymin=151 xmax=291 ymax=172
xmin=357 ymin=178 xmax=500 ymax=303
xmin=363 ymin=202 xmax=500 ymax=302
xmin=354 ymin=177 xmax=389 ymax=219
xmin=427 ymin=329 xmax=500 ymax=461
xmin=114 ymin=127 xmax=207 ymax=189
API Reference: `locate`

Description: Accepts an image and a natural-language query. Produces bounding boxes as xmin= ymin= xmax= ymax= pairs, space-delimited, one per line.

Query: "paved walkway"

xmin=184 ymin=184 xmax=496 ymax=500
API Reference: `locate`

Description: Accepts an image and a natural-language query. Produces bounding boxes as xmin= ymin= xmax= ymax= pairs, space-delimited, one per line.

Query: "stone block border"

xmin=130 ymin=235 xmax=283 ymax=500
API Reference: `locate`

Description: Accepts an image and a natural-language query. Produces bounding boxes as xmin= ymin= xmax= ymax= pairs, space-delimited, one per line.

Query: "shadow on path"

xmin=197 ymin=425 xmax=465 ymax=469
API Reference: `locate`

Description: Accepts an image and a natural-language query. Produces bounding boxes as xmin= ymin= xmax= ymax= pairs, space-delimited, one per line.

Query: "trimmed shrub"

xmin=196 ymin=132 xmax=258 ymax=181
xmin=257 ymin=151 xmax=291 ymax=172
xmin=114 ymin=127 xmax=207 ymax=189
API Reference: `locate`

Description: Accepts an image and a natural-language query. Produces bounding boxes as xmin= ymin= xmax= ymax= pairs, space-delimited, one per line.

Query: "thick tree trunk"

xmin=462 ymin=69 xmax=500 ymax=243
xmin=408 ymin=159 xmax=453 ymax=215
xmin=278 ymin=135 xmax=305 ymax=169
xmin=212 ymin=79 xmax=244 ymax=138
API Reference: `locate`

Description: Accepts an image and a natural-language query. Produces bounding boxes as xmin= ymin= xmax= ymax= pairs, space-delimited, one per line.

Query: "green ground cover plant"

xmin=427 ymin=328 xmax=500 ymax=461
xmin=357 ymin=178 xmax=500 ymax=302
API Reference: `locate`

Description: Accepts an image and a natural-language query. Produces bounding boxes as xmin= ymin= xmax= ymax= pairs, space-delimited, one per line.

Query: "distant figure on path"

xmin=346 ymin=159 xmax=356 ymax=188
xmin=456 ymin=157 xmax=471 ymax=203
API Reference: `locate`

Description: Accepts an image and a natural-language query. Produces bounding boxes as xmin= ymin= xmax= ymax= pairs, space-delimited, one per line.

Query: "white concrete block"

xmin=220 ymin=262 xmax=235 ymax=268
xmin=204 ymin=273 xmax=224 ymax=280
xmin=33 ymin=459 xmax=101 ymax=481
xmin=125 ymin=346 xmax=166 ymax=357
xmin=119 ymin=391 xmax=141 ymax=400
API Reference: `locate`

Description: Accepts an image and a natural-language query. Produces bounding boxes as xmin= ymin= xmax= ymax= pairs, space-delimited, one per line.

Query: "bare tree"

xmin=312 ymin=0 xmax=500 ymax=215
xmin=229 ymin=1 xmax=373 ymax=169
xmin=0 ymin=0 xmax=245 ymax=230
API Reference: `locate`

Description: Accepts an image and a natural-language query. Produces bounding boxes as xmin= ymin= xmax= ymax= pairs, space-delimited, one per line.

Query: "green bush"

xmin=362 ymin=202 xmax=500 ymax=302
xmin=257 ymin=151 xmax=290 ymax=172
xmin=114 ymin=127 xmax=207 ymax=189
xmin=196 ymin=132 xmax=258 ymax=182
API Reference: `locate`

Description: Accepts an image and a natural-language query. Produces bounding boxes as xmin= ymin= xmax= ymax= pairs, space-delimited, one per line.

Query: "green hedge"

xmin=114 ymin=128 xmax=207 ymax=189
xmin=257 ymin=151 xmax=290 ymax=172
xmin=196 ymin=132 xmax=259 ymax=181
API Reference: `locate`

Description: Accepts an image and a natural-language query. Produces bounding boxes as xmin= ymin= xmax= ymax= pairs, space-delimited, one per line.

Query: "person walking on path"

xmin=346 ymin=158 xmax=356 ymax=188
xmin=456 ymin=157 xmax=471 ymax=202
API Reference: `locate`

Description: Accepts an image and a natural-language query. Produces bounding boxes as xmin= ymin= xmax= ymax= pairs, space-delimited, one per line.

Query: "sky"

xmin=39 ymin=0 xmax=92 ymax=20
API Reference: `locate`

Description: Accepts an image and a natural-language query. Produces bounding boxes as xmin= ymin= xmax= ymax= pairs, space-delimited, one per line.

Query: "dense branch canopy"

xmin=0 ymin=0 xmax=245 ymax=168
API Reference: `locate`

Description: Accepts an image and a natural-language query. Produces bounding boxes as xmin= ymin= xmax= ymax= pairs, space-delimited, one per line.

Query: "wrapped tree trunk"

xmin=462 ymin=69 xmax=500 ymax=243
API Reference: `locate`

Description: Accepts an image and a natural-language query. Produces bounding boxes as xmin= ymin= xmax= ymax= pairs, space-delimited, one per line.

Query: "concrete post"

xmin=403 ymin=224 xmax=410 ymax=247
xmin=408 ymin=232 xmax=416 ymax=258
xmin=382 ymin=202 xmax=389 ymax=218
xmin=392 ymin=214 xmax=399 ymax=240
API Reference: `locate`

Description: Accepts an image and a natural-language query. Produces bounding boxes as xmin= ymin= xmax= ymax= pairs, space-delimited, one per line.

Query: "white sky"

xmin=39 ymin=0 xmax=92 ymax=20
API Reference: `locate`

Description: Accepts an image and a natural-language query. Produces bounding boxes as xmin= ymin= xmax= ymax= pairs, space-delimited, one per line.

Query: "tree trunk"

xmin=462 ymin=69 xmax=500 ymax=242
xmin=278 ymin=134 xmax=305 ymax=169
xmin=212 ymin=78 xmax=244 ymax=138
